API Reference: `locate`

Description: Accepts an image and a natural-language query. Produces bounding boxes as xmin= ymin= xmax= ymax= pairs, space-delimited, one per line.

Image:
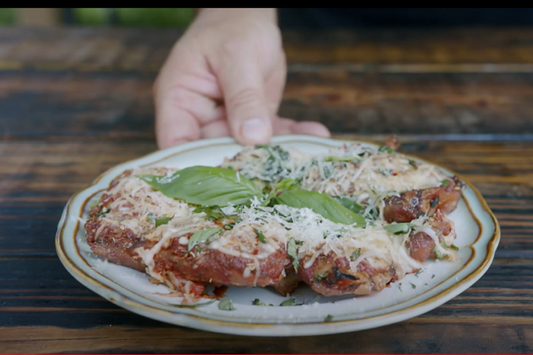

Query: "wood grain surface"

xmin=0 ymin=27 xmax=532 ymax=354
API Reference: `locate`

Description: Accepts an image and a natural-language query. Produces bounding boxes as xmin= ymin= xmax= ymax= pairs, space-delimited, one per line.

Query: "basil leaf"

xmin=280 ymin=298 xmax=295 ymax=306
xmin=334 ymin=197 xmax=363 ymax=214
xmin=275 ymin=178 xmax=300 ymax=191
xmin=287 ymin=237 xmax=299 ymax=272
xmin=384 ymin=223 xmax=413 ymax=235
xmin=261 ymin=178 xmax=300 ymax=207
xmin=188 ymin=228 xmax=221 ymax=251
xmin=253 ymin=228 xmax=267 ymax=243
xmin=138 ymin=166 xmax=261 ymax=206
xmin=172 ymin=299 xmax=215 ymax=308
xmin=193 ymin=205 xmax=226 ymax=221
xmin=218 ymin=299 xmax=235 ymax=311
xmin=275 ymin=190 xmax=365 ymax=226
xmin=155 ymin=215 xmax=173 ymax=227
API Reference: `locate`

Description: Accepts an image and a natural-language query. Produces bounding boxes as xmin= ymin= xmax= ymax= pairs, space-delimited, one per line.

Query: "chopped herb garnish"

xmin=434 ymin=241 xmax=448 ymax=260
xmin=384 ymin=223 xmax=413 ymax=235
xmin=253 ymin=228 xmax=267 ymax=244
xmin=415 ymin=269 xmax=424 ymax=277
xmin=314 ymin=273 xmax=328 ymax=281
xmin=324 ymin=315 xmax=334 ymax=322
xmin=378 ymin=168 xmax=391 ymax=176
xmin=410 ymin=283 xmax=416 ymax=289
xmin=155 ymin=215 xmax=173 ymax=227
xmin=280 ymin=298 xmax=296 ymax=306
xmin=350 ymin=248 xmax=362 ymax=261
xmin=97 ymin=207 xmax=109 ymax=218
xmin=287 ymin=237 xmax=299 ymax=272
xmin=441 ymin=179 xmax=451 ymax=187
xmin=431 ymin=274 xmax=436 ymax=279
xmin=252 ymin=299 xmax=266 ymax=306
xmin=218 ymin=299 xmax=235 ymax=311
xmin=224 ymin=223 xmax=235 ymax=230
xmin=193 ymin=205 xmax=227 ymax=221
xmin=269 ymin=304 xmax=274 ymax=306
xmin=408 ymin=159 xmax=418 ymax=169
xmin=451 ymin=244 xmax=459 ymax=251
xmin=324 ymin=156 xmax=358 ymax=162
xmin=378 ymin=146 xmax=394 ymax=154
xmin=188 ymin=228 xmax=221 ymax=251
xmin=398 ymin=283 xmax=403 ymax=292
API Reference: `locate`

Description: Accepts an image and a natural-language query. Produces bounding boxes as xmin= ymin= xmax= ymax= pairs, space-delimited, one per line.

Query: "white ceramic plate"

xmin=56 ymin=135 xmax=500 ymax=336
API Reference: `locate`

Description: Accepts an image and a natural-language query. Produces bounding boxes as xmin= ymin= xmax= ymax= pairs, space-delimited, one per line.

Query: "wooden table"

xmin=1 ymin=27 xmax=532 ymax=354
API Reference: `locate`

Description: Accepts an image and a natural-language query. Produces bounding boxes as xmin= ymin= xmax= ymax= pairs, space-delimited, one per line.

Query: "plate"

xmin=56 ymin=135 xmax=500 ymax=336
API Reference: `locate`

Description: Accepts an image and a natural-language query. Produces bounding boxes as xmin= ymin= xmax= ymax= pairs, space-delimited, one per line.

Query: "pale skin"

xmin=154 ymin=8 xmax=330 ymax=149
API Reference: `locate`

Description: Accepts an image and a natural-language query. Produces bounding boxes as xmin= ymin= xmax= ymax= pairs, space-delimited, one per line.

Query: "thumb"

xmin=216 ymin=53 xmax=273 ymax=146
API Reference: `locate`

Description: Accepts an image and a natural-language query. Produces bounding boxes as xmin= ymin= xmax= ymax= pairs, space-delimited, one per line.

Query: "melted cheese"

xmin=91 ymin=143 xmax=458 ymax=300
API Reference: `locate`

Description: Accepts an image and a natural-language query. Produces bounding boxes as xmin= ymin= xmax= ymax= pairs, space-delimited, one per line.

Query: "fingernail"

xmin=241 ymin=117 xmax=270 ymax=144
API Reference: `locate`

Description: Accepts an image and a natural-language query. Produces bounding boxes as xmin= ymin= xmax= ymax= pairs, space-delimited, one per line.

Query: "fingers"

xmin=155 ymin=104 xmax=201 ymax=149
xmin=200 ymin=119 xmax=231 ymax=138
xmin=265 ymin=51 xmax=287 ymax=117
xmin=154 ymin=48 xmax=224 ymax=149
xmin=216 ymin=45 xmax=273 ymax=146
xmin=274 ymin=117 xmax=331 ymax=137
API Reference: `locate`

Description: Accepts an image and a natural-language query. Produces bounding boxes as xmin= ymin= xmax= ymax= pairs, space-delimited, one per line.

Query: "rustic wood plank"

xmin=1 ymin=71 xmax=533 ymax=140
xmin=1 ymin=320 xmax=532 ymax=353
xmin=2 ymin=28 xmax=533 ymax=73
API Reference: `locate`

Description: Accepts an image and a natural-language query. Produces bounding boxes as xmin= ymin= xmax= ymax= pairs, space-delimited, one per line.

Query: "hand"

xmin=154 ymin=8 xmax=330 ymax=149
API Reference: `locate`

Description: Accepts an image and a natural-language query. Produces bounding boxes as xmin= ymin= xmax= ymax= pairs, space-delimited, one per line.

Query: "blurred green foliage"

xmin=0 ymin=8 xmax=194 ymax=27
xmin=0 ymin=8 xmax=15 ymax=25
xmin=73 ymin=8 xmax=194 ymax=27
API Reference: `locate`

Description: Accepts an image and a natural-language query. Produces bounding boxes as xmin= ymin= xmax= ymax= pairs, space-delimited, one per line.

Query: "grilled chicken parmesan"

xmin=85 ymin=140 xmax=464 ymax=303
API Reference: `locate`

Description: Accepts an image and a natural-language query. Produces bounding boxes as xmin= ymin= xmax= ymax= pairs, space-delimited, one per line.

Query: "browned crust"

xmin=383 ymin=176 xmax=463 ymax=223
xmin=298 ymin=253 xmax=397 ymax=297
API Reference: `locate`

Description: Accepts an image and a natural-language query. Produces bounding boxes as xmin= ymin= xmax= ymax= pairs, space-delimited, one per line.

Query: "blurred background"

xmin=0 ymin=8 xmax=195 ymax=28
xmin=2 ymin=8 xmax=533 ymax=28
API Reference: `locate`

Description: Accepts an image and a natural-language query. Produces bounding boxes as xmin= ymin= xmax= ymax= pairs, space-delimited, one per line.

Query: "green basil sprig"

xmin=275 ymin=190 xmax=366 ymax=226
xmin=138 ymin=166 xmax=262 ymax=207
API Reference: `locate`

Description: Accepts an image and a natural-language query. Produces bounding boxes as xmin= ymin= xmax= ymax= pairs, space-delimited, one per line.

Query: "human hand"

xmin=154 ymin=8 xmax=330 ymax=149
